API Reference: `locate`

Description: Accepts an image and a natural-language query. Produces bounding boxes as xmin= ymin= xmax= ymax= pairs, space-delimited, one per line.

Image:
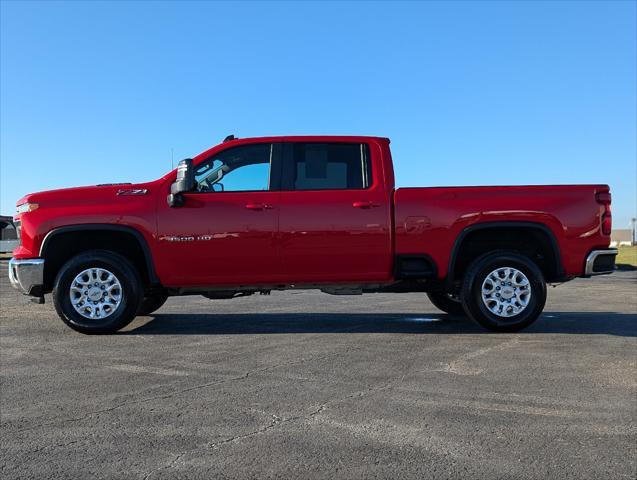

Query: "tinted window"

xmin=194 ymin=144 xmax=272 ymax=192
xmin=291 ymin=143 xmax=371 ymax=190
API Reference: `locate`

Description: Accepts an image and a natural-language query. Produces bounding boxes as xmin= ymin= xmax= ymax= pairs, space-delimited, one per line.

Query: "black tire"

xmin=426 ymin=292 xmax=465 ymax=315
xmin=137 ymin=292 xmax=168 ymax=316
xmin=460 ymin=251 xmax=546 ymax=332
xmin=52 ymin=250 xmax=143 ymax=334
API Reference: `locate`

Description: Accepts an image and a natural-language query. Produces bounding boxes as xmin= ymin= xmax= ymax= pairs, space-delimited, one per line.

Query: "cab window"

xmin=194 ymin=143 xmax=272 ymax=192
xmin=288 ymin=143 xmax=371 ymax=190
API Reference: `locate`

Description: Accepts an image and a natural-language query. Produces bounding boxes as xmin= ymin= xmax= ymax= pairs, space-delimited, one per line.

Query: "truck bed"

xmin=393 ymin=184 xmax=610 ymax=279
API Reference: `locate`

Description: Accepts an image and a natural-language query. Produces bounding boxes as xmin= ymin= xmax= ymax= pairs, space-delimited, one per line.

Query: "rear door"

xmin=278 ymin=141 xmax=393 ymax=283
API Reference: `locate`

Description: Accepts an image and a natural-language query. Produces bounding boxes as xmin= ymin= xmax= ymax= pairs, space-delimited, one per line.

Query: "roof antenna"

xmin=223 ymin=134 xmax=236 ymax=143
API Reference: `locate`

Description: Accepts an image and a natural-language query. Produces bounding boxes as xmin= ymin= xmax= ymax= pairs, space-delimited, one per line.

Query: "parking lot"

xmin=1 ymin=260 xmax=635 ymax=479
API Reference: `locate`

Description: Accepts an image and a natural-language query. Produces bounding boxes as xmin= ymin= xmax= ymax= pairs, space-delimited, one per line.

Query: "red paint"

xmin=13 ymin=136 xmax=611 ymax=288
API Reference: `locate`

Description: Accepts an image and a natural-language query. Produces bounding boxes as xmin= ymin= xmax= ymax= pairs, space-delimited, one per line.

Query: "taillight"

xmin=596 ymin=191 xmax=612 ymax=236
xmin=595 ymin=192 xmax=611 ymax=204
xmin=601 ymin=211 xmax=612 ymax=235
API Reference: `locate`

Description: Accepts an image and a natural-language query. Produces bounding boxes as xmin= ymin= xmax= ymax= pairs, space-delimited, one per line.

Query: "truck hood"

xmin=15 ymin=182 xmax=157 ymax=212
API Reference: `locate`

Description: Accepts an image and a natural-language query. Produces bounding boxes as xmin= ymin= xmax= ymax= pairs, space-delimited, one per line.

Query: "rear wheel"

xmin=52 ymin=250 xmax=143 ymax=334
xmin=426 ymin=292 xmax=465 ymax=315
xmin=137 ymin=292 xmax=168 ymax=316
xmin=461 ymin=251 xmax=546 ymax=332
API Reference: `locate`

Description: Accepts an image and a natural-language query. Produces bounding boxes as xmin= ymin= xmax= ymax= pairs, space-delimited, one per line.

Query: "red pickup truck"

xmin=9 ymin=135 xmax=617 ymax=334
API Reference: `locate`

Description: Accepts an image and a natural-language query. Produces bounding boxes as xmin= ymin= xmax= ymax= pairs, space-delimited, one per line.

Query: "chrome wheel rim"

xmin=481 ymin=267 xmax=531 ymax=318
xmin=69 ymin=268 xmax=123 ymax=319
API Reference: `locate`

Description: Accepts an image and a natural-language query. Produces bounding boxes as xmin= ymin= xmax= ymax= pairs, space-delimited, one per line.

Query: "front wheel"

xmin=52 ymin=250 xmax=143 ymax=334
xmin=460 ymin=251 xmax=546 ymax=332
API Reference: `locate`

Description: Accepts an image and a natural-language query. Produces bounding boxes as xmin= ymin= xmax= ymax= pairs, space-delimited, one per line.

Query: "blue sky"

xmin=1 ymin=1 xmax=635 ymax=226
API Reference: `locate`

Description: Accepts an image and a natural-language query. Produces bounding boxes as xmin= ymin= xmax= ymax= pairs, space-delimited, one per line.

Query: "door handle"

xmin=245 ymin=203 xmax=272 ymax=211
xmin=352 ymin=201 xmax=379 ymax=209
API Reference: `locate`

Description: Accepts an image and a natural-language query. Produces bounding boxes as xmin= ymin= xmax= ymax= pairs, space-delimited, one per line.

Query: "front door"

xmin=156 ymin=143 xmax=282 ymax=286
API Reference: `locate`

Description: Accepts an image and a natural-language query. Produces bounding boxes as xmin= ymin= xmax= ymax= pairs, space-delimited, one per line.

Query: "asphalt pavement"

xmin=1 ymin=260 xmax=635 ymax=479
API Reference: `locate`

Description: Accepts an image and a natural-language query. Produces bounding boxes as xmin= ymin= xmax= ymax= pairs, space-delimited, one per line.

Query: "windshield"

xmin=195 ymin=159 xmax=225 ymax=189
xmin=194 ymin=143 xmax=272 ymax=193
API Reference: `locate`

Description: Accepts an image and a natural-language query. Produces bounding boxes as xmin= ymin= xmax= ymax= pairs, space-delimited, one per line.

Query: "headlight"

xmin=16 ymin=202 xmax=39 ymax=214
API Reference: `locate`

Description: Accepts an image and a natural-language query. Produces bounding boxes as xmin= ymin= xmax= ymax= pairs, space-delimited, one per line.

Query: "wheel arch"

xmin=447 ymin=221 xmax=564 ymax=286
xmin=40 ymin=224 xmax=159 ymax=291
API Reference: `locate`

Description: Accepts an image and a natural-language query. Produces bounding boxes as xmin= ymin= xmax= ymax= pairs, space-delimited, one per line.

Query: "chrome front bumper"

xmin=8 ymin=258 xmax=45 ymax=296
xmin=584 ymin=249 xmax=618 ymax=276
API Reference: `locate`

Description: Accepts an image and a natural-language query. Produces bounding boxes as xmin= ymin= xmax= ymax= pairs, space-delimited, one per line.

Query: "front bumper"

xmin=584 ymin=249 xmax=618 ymax=276
xmin=8 ymin=258 xmax=45 ymax=296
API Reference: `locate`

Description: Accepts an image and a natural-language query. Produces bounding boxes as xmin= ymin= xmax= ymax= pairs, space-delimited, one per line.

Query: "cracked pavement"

xmin=1 ymin=262 xmax=636 ymax=479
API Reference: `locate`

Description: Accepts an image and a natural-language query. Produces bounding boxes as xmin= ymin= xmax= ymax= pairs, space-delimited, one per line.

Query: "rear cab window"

xmin=283 ymin=143 xmax=372 ymax=191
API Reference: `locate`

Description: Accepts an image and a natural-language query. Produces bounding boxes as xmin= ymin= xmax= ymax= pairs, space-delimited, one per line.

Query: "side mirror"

xmin=167 ymin=158 xmax=195 ymax=207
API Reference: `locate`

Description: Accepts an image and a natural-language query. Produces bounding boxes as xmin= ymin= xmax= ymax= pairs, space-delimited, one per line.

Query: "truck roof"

xmin=221 ymin=135 xmax=390 ymax=143
xmin=193 ymin=135 xmax=391 ymax=163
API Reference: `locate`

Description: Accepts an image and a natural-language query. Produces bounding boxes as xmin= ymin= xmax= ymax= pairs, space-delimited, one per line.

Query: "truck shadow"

xmin=125 ymin=312 xmax=637 ymax=337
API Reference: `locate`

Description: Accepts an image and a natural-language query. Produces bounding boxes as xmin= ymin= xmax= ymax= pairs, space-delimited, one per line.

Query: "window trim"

xmin=188 ymin=142 xmax=282 ymax=194
xmin=280 ymin=142 xmax=373 ymax=192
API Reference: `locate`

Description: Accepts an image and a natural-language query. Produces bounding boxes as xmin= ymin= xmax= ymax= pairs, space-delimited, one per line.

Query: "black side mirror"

xmin=167 ymin=158 xmax=195 ymax=207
